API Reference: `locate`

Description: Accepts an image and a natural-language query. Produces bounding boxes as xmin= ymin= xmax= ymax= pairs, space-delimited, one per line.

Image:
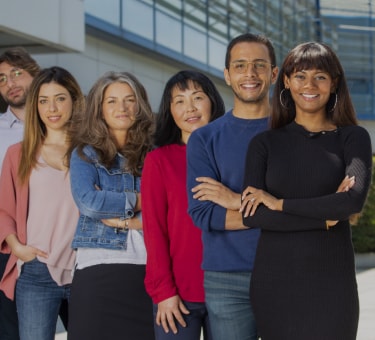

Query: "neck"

xmin=295 ymin=114 xmax=335 ymax=132
xmin=9 ymin=106 xmax=26 ymax=122
xmin=43 ymin=129 xmax=68 ymax=146
xmin=232 ymin=100 xmax=271 ymax=119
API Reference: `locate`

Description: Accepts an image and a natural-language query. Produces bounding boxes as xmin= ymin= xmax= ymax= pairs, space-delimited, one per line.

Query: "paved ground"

xmin=54 ymin=268 xmax=375 ymax=340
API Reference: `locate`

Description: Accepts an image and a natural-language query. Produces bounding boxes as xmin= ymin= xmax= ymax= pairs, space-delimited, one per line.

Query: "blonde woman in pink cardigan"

xmin=0 ymin=66 xmax=84 ymax=340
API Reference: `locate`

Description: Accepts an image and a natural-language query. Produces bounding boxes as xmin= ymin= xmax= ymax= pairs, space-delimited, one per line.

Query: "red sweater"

xmin=142 ymin=144 xmax=204 ymax=304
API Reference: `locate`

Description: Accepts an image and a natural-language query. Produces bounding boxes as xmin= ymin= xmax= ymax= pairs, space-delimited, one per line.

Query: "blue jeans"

xmin=15 ymin=258 xmax=70 ymax=340
xmin=204 ymin=271 xmax=257 ymax=340
xmin=153 ymin=301 xmax=212 ymax=340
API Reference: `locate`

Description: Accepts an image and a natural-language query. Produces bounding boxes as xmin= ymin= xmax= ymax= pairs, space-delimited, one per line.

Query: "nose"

xmin=119 ymin=100 xmax=126 ymax=111
xmin=49 ymin=101 xmax=57 ymax=112
xmin=186 ymin=99 xmax=196 ymax=112
xmin=6 ymin=77 xmax=16 ymax=88
xmin=245 ymin=62 xmax=257 ymax=76
xmin=304 ymin=76 xmax=317 ymax=88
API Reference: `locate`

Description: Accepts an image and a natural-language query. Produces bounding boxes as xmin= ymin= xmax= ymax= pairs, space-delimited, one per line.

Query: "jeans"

xmin=153 ymin=301 xmax=212 ymax=340
xmin=15 ymin=258 xmax=70 ymax=340
xmin=204 ymin=271 xmax=257 ymax=340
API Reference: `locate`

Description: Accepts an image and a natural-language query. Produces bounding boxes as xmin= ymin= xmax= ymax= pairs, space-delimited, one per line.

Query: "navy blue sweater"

xmin=187 ymin=110 xmax=268 ymax=271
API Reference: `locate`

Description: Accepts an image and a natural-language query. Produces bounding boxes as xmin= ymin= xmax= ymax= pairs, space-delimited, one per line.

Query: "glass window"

xmin=184 ymin=26 xmax=207 ymax=63
xmin=85 ymin=0 xmax=120 ymax=25
xmin=156 ymin=11 xmax=182 ymax=52
xmin=123 ymin=0 xmax=153 ymax=40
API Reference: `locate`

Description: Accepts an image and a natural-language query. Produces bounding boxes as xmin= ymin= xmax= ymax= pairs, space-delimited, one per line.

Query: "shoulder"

xmin=339 ymin=125 xmax=371 ymax=143
xmin=72 ymin=145 xmax=97 ymax=161
xmin=5 ymin=142 xmax=22 ymax=160
xmin=189 ymin=112 xmax=231 ymax=142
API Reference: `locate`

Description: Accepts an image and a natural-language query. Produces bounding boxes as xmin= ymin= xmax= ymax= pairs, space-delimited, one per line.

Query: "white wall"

xmin=31 ymin=35 xmax=233 ymax=113
xmin=0 ymin=0 xmax=84 ymax=52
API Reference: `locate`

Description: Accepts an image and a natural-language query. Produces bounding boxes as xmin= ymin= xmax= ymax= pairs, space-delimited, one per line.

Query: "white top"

xmin=75 ymin=229 xmax=147 ymax=270
xmin=0 ymin=108 xmax=23 ymax=172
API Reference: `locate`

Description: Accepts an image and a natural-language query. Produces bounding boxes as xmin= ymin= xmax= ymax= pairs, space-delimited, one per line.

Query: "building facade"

xmin=1 ymin=0 xmax=374 ymax=142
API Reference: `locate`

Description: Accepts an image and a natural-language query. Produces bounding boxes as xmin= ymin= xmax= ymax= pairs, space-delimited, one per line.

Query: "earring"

xmin=329 ymin=93 xmax=337 ymax=112
xmin=279 ymin=88 xmax=289 ymax=109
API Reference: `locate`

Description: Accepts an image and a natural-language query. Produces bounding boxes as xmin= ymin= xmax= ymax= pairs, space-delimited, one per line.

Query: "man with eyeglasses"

xmin=0 ymin=47 xmax=40 ymax=340
xmin=187 ymin=33 xmax=278 ymax=340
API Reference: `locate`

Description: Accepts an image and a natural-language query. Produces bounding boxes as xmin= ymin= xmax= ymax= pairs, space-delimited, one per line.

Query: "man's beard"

xmin=233 ymin=89 xmax=266 ymax=104
xmin=4 ymin=94 xmax=27 ymax=109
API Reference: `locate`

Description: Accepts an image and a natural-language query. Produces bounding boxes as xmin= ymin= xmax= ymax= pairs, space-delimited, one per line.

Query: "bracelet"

xmin=114 ymin=219 xmax=129 ymax=234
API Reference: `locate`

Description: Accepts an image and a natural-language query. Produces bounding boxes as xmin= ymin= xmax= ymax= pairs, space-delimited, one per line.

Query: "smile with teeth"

xmin=242 ymin=83 xmax=259 ymax=89
xmin=302 ymin=94 xmax=319 ymax=99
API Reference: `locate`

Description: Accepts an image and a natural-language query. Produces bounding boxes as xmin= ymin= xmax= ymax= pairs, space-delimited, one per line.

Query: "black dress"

xmin=243 ymin=122 xmax=372 ymax=340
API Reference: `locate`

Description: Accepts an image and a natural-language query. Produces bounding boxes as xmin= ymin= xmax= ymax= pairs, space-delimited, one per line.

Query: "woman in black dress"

xmin=240 ymin=42 xmax=372 ymax=340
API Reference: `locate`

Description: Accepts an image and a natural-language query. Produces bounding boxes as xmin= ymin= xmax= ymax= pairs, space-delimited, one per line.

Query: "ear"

xmin=271 ymin=66 xmax=279 ymax=84
xmin=283 ymin=74 xmax=290 ymax=89
xmin=224 ymin=68 xmax=231 ymax=86
xmin=331 ymin=78 xmax=338 ymax=93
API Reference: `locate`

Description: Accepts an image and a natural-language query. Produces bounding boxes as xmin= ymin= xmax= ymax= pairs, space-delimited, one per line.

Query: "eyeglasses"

xmin=230 ymin=61 xmax=273 ymax=74
xmin=0 ymin=69 xmax=24 ymax=87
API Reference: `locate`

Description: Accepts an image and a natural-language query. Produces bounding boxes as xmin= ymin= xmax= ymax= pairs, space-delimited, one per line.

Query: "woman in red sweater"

xmin=142 ymin=70 xmax=225 ymax=340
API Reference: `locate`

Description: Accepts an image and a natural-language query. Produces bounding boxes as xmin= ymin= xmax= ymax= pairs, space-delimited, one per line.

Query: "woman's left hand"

xmin=240 ymin=186 xmax=283 ymax=217
xmin=101 ymin=217 xmax=142 ymax=230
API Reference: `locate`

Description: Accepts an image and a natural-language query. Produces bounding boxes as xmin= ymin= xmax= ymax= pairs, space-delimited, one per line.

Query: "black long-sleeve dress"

xmin=242 ymin=121 xmax=372 ymax=340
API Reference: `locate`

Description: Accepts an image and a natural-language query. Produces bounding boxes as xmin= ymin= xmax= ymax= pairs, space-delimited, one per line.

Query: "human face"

xmin=170 ymin=82 xmax=211 ymax=144
xmin=102 ymin=82 xmax=137 ymax=139
xmin=284 ymin=69 xmax=336 ymax=117
xmin=38 ymin=82 xmax=73 ymax=132
xmin=0 ymin=62 xmax=34 ymax=108
xmin=224 ymin=42 xmax=278 ymax=105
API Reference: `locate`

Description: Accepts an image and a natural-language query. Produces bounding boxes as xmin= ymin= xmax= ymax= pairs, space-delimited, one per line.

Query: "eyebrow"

xmin=38 ymin=93 xmax=68 ymax=99
xmin=232 ymin=58 xmax=268 ymax=63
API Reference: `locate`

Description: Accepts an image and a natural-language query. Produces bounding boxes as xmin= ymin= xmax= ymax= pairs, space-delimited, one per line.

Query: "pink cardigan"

xmin=0 ymin=143 xmax=29 ymax=300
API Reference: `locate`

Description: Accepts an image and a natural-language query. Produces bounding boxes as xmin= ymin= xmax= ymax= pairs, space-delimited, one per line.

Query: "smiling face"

xmin=102 ymin=82 xmax=137 ymax=143
xmin=224 ymin=41 xmax=278 ymax=108
xmin=284 ymin=69 xmax=336 ymax=117
xmin=170 ymin=81 xmax=212 ymax=144
xmin=37 ymin=82 xmax=73 ymax=132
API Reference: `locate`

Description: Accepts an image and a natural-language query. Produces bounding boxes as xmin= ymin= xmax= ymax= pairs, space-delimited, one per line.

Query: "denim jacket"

xmin=70 ymin=146 xmax=140 ymax=250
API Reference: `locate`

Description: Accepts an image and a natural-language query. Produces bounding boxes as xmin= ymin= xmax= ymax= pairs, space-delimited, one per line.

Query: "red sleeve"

xmin=142 ymin=150 xmax=177 ymax=304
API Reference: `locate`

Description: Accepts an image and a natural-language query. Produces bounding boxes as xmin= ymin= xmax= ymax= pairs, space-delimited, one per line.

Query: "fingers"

xmin=241 ymin=195 xmax=260 ymax=217
xmin=34 ymin=248 xmax=48 ymax=259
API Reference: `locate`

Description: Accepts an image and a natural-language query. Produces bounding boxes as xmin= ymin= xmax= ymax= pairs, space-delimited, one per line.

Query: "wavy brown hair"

xmin=68 ymin=71 xmax=154 ymax=176
xmin=18 ymin=66 xmax=85 ymax=184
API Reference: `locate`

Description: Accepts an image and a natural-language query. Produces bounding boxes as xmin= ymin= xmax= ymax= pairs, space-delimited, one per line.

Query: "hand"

xmin=6 ymin=234 xmax=48 ymax=262
xmin=336 ymin=175 xmax=355 ymax=193
xmin=240 ymin=186 xmax=283 ymax=217
xmin=326 ymin=220 xmax=339 ymax=229
xmin=327 ymin=176 xmax=355 ymax=229
xmin=156 ymin=295 xmax=190 ymax=334
xmin=191 ymin=177 xmax=241 ymax=210
xmin=101 ymin=217 xmax=142 ymax=230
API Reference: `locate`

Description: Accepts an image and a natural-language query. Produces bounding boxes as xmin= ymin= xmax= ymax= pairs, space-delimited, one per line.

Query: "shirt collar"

xmin=4 ymin=106 xmax=22 ymax=128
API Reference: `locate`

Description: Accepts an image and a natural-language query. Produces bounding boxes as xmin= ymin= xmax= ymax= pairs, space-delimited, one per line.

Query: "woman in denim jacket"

xmin=67 ymin=71 xmax=155 ymax=340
